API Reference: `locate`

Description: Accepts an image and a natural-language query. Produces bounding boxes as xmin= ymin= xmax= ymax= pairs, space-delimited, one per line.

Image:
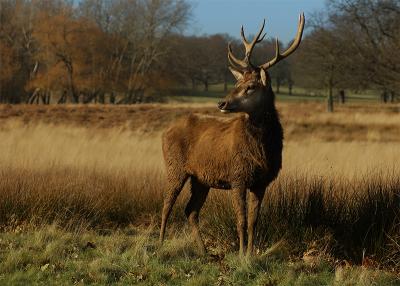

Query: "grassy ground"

xmin=0 ymin=102 xmax=399 ymax=284
xmin=1 ymin=102 xmax=399 ymax=141
xmin=168 ymin=83 xmax=386 ymax=103
xmin=1 ymin=225 xmax=398 ymax=285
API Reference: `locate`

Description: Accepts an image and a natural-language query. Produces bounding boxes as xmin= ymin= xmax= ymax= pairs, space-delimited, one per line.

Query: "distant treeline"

xmin=0 ymin=0 xmax=399 ymax=107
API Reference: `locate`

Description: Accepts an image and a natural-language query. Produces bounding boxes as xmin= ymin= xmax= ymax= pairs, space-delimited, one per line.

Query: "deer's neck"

xmin=248 ymin=86 xmax=279 ymax=129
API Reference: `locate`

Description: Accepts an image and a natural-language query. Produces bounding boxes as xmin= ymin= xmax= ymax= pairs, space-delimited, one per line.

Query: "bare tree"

xmin=117 ymin=0 xmax=191 ymax=103
xmin=329 ymin=0 xmax=400 ymax=101
xmin=292 ymin=13 xmax=345 ymax=112
xmin=0 ymin=0 xmax=41 ymax=103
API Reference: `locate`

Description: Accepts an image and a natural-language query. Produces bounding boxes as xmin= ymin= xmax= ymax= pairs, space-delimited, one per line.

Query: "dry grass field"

xmin=0 ymin=102 xmax=399 ymax=285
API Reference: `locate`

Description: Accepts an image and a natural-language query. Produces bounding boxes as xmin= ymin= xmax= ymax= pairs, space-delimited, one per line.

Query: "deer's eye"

xmin=245 ymin=85 xmax=256 ymax=94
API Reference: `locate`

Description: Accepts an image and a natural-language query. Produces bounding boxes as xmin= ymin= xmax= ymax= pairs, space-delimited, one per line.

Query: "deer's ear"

xmin=229 ymin=67 xmax=243 ymax=81
xmin=260 ymin=68 xmax=268 ymax=86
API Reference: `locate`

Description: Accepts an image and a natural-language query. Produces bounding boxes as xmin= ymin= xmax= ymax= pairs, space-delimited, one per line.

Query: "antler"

xmin=228 ymin=13 xmax=305 ymax=71
xmin=260 ymin=13 xmax=305 ymax=70
xmin=228 ymin=19 xmax=266 ymax=69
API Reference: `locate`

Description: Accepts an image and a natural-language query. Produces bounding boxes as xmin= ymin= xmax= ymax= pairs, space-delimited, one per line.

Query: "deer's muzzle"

xmin=218 ymin=101 xmax=239 ymax=113
xmin=218 ymin=101 xmax=233 ymax=113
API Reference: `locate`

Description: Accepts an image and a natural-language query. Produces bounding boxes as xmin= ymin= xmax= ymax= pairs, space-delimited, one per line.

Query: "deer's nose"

xmin=218 ymin=101 xmax=226 ymax=110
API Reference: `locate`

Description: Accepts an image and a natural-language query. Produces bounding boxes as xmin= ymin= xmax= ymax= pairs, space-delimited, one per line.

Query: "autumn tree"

xmin=24 ymin=0 xmax=191 ymax=105
xmin=0 ymin=0 xmax=39 ymax=103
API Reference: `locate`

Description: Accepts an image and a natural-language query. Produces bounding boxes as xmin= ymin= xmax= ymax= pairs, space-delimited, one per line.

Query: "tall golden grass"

xmin=0 ymin=102 xmax=399 ymax=270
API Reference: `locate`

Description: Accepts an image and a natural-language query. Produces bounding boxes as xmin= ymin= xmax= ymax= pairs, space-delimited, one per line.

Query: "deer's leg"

xmin=185 ymin=178 xmax=209 ymax=255
xmin=159 ymin=174 xmax=188 ymax=244
xmin=232 ymin=188 xmax=247 ymax=256
xmin=247 ymin=187 xmax=266 ymax=256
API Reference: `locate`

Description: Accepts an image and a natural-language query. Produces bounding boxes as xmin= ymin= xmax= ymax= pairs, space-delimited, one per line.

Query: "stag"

xmin=160 ymin=14 xmax=305 ymax=256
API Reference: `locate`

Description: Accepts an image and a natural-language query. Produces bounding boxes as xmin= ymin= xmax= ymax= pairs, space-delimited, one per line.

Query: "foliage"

xmin=1 ymin=0 xmax=398 ymax=106
xmin=0 ymin=0 xmax=191 ymax=104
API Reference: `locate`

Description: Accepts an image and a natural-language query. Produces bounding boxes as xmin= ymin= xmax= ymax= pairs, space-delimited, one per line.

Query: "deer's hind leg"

xmin=185 ymin=177 xmax=209 ymax=255
xmin=160 ymin=172 xmax=188 ymax=244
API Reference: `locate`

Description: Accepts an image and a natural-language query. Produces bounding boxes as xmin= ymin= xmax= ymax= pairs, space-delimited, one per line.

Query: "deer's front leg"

xmin=232 ymin=188 xmax=247 ymax=256
xmin=247 ymin=187 xmax=266 ymax=256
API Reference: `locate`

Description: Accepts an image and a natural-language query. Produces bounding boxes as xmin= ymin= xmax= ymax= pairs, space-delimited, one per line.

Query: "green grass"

xmin=167 ymin=83 xmax=384 ymax=104
xmin=0 ymin=106 xmax=399 ymax=284
xmin=0 ymin=225 xmax=398 ymax=285
xmin=0 ymin=168 xmax=399 ymax=284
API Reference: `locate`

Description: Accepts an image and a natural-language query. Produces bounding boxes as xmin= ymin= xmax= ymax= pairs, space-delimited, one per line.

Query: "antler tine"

xmin=227 ymin=42 xmax=248 ymax=69
xmin=240 ymin=25 xmax=266 ymax=45
xmin=240 ymin=25 xmax=265 ymax=44
xmin=265 ymin=38 xmax=282 ymax=68
xmin=240 ymin=25 xmax=248 ymax=44
xmin=228 ymin=19 xmax=267 ymax=70
xmin=260 ymin=13 xmax=305 ymax=70
xmin=242 ymin=19 xmax=266 ymax=64
xmin=282 ymin=13 xmax=305 ymax=57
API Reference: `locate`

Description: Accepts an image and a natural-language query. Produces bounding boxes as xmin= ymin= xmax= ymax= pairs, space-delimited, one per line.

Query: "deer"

xmin=159 ymin=14 xmax=305 ymax=256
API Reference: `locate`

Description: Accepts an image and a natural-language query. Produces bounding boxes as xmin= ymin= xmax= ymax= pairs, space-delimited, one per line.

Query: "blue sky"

xmin=186 ymin=0 xmax=326 ymax=44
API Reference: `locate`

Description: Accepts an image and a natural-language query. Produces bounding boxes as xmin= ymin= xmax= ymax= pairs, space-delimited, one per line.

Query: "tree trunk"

xmin=45 ymin=91 xmax=51 ymax=104
xmin=137 ymin=89 xmax=144 ymax=103
xmin=110 ymin=92 xmax=116 ymax=104
xmin=28 ymin=88 xmax=41 ymax=104
xmin=98 ymin=92 xmax=105 ymax=104
xmin=204 ymin=80 xmax=208 ymax=92
xmin=327 ymin=83 xmax=334 ymax=112
xmin=127 ymin=90 xmax=133 ymax=104
xmin=339 ymin=90 xmax=345 ymax=104
xmin=288 ymin=83 xmax=293 ymax=95
xmin=71 ymin=89 xmax=79 ymax=103
xmin=381 ymin=90 xmax=388 ymax=103
xmin=390 ymin=91 xmax=395 ymax=103
xmin=65 ymin=61 xmax=79 ymax=103
xmin=83 ymin=91 xmax=99 ymax=104
xmin=58 ymin=90 xmax=67 ymax=104
xmin=40 ymin=93 xmax=47 ymax=104
xmin=191 ymin=78 xmax=196 ymax=90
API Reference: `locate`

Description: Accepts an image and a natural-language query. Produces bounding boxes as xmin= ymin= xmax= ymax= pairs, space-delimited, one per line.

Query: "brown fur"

xmin=159 ymin=70 xmax=283 ymax=256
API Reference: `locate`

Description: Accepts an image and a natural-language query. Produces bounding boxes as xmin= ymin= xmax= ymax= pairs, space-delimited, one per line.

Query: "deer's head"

xmin=218 ymin=14 xmax=305 ymax=114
